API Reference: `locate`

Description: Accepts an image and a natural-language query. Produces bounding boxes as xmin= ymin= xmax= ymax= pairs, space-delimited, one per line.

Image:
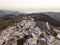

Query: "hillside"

xmin=43 ymin=12 xmax=60 ymax=21
xmin=26 ymin=13 xmax=60 ymax=27
xmin=0 ymin=12 xmax=60 ymax=31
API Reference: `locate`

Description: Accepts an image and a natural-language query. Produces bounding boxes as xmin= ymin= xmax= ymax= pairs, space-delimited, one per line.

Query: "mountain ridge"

xmin=42 ymin=12 xmax=60 ymax=21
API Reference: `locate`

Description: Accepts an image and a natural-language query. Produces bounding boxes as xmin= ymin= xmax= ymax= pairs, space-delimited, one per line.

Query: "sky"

xmin=0 ymin=0 xmax=60 ymax=13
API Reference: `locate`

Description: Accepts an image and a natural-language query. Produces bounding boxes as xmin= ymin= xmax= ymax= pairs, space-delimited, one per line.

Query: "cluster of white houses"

xmin=0 ymin=16 xmax=60 ymax=45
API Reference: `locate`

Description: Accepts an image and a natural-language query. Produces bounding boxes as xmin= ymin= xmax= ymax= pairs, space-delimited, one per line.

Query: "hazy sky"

xmin=0 ymin=0 xmax=60 ymax=13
